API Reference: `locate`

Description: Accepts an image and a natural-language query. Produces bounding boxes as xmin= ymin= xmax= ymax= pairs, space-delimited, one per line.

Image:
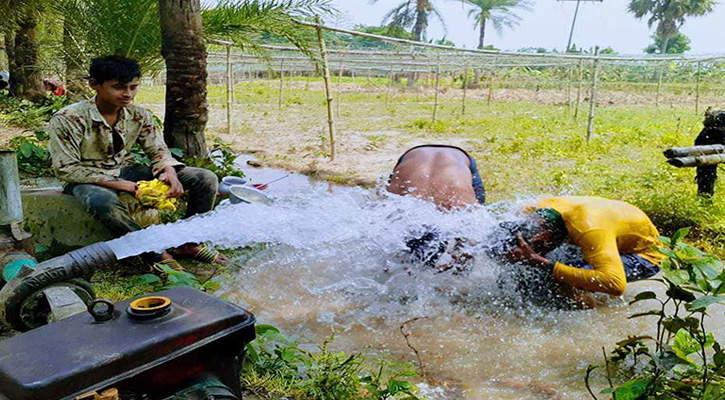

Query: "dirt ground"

xmin=0 ymin=123 xmax=29 ymax=148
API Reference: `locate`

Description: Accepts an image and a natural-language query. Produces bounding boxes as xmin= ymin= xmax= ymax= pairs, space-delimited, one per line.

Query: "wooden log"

xmin=664 ymin=145 xmax=725 ymax=158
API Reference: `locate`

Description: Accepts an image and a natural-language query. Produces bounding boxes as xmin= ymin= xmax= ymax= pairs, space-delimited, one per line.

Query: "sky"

xmin=329 ymin=0 xmax=725 ymax=56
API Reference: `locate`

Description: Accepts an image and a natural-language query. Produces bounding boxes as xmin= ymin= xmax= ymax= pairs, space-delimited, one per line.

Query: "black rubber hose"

xmin=0 ymin=242 xmax=116 ymax=331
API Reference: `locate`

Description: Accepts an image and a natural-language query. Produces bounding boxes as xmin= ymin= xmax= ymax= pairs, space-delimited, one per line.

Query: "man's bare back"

xmin=387 ymin=146 xmax=480 ymax=210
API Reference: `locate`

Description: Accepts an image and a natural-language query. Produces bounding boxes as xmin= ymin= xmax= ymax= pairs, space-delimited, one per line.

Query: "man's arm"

xmin=552 ymin=230 xmax=627 ymax=296
xmin=95 ymin=180 xmax=138 ymax=194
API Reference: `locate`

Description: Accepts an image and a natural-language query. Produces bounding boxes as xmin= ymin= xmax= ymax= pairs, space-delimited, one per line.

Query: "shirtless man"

xmin=387 ymin=145 xmax=485 ymax=209
xmin=387 ymin=145 xmax=485 ymax=269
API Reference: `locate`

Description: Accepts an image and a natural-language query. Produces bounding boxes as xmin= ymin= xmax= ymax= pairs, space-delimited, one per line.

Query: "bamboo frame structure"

xmin=315 ymin=16 xmax=336 ymax=161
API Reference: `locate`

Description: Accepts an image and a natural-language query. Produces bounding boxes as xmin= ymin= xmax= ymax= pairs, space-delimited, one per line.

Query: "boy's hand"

xmin=96 ymin=179 xmax=138 ymax=195
xmin=510 ymin=233 xmax=552 ymax=269
xmin=159 ymin=167 xmax=184 ymax=198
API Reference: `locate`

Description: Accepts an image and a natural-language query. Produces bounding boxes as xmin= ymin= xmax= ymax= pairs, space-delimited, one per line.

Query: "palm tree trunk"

xmin=158 ymin=0 xmax=209 ymax=158
xmin=9 ymin=12 xmax=43 ymax=99
xmin=411 ymin=5 xmax=428 ymax=41
xmin=477 ymin=18 xmax=487 ymax=49
xmin=660 ymin=35 xmax=671 ymax=54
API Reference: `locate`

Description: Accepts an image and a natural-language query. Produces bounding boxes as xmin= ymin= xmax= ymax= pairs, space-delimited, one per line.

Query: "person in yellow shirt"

xmin=502 ymin=196 xmax=663 ymax=298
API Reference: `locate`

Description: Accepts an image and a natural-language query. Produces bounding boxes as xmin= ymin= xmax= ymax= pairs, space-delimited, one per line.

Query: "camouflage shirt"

xmin=48 ymin=98 xmax=183 ymax=184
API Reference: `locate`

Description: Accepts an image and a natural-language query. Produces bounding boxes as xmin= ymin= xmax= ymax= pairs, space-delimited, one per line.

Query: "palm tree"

xmin=461 ymin=0 xmax=531 ymax=49
xmin=628 ymin=0 xmax=715 ymax=54
xmin=0 ymin=0 xmax=46 ymax=99
xmin=372 ymin=0 xmax=445 ymax=42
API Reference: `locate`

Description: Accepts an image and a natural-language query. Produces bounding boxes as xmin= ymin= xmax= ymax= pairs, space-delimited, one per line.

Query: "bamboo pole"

xmin=432 ymin=55 xmax=441 ymax=122
xmin=225 ymin=45 xmax=232 ymax=135
xmin=695 ymin=61 xmax=702 ymax=115
xmin=462 ymin=69 xmax=468 ymax=116
xmin=655 ymin=63 xmax=664 ymax=107
xmin=486 ymin=69 xmax=495 ymax=106
xmin=315 ymin=16 xmax=336 ymax=161
xmin=566 ymin=65 xmax=573 ymax=109
xmin=385 ymin=64 xmax=394 ymax=109
xmin=278 ymin=58 xmax=285 ymax=109
xmin=574 ymin=59 xmax=583 ymax=118
xmin=586 ymin=46 xmax=600 ymax=142
xmin=336 ymin=54 xmax=345 ymax=118
xmin=230 ymin=63 xmax=235 ymax=104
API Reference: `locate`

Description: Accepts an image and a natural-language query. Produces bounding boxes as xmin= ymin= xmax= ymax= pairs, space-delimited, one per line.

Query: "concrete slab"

xmin=21 ymin=188 xmax=114 ymax=256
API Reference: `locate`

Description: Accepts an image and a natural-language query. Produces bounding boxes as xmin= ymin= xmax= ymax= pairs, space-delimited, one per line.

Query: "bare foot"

xmin=168 ymin=243 xmax=230 ymax=265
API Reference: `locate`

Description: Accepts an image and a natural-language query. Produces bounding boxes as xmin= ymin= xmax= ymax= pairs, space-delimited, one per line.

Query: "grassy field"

xmin=136 ymin=78 xmax=725 ymax=255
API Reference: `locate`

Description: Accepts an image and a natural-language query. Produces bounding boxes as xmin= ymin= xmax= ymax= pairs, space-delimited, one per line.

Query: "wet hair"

xmin=485 ymin=208 xmax=568 ymax=257
xmin=88 ymin=55 xmax=141 ymax=85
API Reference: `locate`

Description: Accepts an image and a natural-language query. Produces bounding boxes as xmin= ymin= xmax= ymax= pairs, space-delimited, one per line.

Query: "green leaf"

xmin=386 ymin=379 xmax=412 ymax=395
xmin=666 ymin=285 xmax=696 ymax=302
xmin=169 ymin=147 xmax=184 ymax=158
xmin=614 ymin=379 xmax=651 ymax=400
xmin=630 ymin=291 xmax=657 ymax=304
xmin=255 ymin=324 xmax=281 ymax=335
xmin=704 ymin=382 xmax=725 ymax=400
xmin=656 ymin=247 xmax=678 ymax=259
xmin=672 ymin=329 xmax=700 ymax=363
xmin=19 ymin=143 xmax=33 ymax=158
xmin=686 ymin=295 xmax=725 ymax=312
xmin=663 ymin=269 xmax=690 ymax=285
xmin=662 ymin=317 xmax=699 ymax=334
xmin=600 ymin=388 xmax=615 ymax=394
xmin=672 ymin=227 xmax=691 ymax=245
xmin=133 ymin=274 xmax=161 ymax=286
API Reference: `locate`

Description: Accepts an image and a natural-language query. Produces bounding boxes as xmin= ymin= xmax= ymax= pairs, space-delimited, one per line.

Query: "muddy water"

xmin=107 ymin=164 xmax=725 ymax=399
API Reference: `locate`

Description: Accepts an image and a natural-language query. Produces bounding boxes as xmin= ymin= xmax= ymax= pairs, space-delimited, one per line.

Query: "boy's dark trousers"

xmin=65 ymin=165 xmax=218 ymax=236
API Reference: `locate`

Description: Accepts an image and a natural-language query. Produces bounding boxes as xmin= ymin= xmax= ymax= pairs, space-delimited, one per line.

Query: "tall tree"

xmin=0 ymin=0 xmax=45 ymax=99
xmin=461 ymin=0 xmax=530 ymax=49
xmin=628 ymin=0 xmax=715 ymax=54
xmin=158 ymin=0 xmax=209 ymax=158
xmin=372 ymin=0 xmax=445 ymax=42
xmin=644 ymin=32 xmax=691 ymax=54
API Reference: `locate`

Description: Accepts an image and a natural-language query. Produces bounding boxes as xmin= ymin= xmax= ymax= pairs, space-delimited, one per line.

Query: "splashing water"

xmin=106 ymin=168 xmax=723 ymax=399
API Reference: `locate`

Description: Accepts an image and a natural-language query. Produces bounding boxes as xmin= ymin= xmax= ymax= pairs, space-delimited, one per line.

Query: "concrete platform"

xmin=21 ymin=188 xmax=113 ymax=256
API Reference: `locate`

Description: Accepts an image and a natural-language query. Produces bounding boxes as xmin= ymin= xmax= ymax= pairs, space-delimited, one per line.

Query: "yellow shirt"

xmin=536 ymin=196 xmax=664 ymax=296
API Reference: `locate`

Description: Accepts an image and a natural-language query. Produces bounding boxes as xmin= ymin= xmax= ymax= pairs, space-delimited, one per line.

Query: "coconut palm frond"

xmin=461 ymin=0 xmax=530 ymax=38
xmin=202 ymin=0 xmax=333 ymax=65
xmin=429 ymin=7 xmax=447 ymax=36
xmin=380 ymin=1 xmax=417 ymax=30
xmin=54 ymin=0 xmax=162 ymax=73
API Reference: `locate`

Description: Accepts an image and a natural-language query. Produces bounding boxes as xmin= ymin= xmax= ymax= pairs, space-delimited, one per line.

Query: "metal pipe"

xmin=0 ymin=151 xmax=23 ymax=226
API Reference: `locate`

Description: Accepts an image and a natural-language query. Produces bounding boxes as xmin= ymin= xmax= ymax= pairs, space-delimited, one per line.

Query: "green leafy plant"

xmin=133 ymin=263 xmax=220 ymax=292
xmin=7 ymin=129 xmax=53 ymax=176
xmin=242 ymin=325 xmax=423 ymax=400
xmin=589 ymin=228 xmax=725 ymax=399
xmin=0 ymin=94 xmax=71 ymax=128
xmin=183 ymin=137 xmax=245 ymax=181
